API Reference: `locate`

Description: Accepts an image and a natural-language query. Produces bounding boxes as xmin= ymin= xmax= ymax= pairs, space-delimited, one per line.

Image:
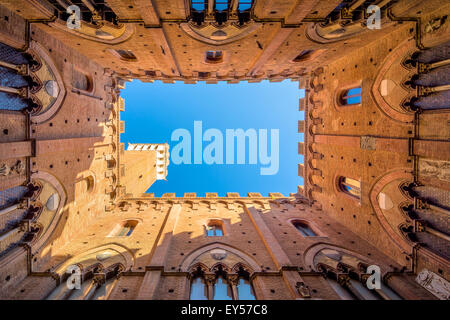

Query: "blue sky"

xmin=120 ymin=80 xmax=304 ymax=197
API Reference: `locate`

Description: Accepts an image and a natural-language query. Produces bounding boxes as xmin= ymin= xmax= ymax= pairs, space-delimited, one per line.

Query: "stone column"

xmin=227 ymin=273 xmax=239 ymax=300
xmin=204 ymin=273 xmax=216 ymax=300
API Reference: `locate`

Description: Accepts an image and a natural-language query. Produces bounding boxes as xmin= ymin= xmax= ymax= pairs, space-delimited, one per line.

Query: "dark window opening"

xmin=205 ymin=51 xmax=224 ymax=64
xmin=293 ymin=221 xmax=317 ymax=237
xmin=115 ymin=50 xmax=137 ymax=61
xmin=293 ymin=50 xmax=314 ymax=62
xmin=340 ymin=87 xmax=362 ymax=105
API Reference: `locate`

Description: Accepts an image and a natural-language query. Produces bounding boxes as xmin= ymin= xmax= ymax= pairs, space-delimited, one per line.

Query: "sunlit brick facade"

xmin=0 ymin=0 xmax=448 ymax=300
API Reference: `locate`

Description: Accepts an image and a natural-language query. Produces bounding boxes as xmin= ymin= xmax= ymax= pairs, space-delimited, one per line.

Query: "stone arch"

xmin=50 ymin=20 xmax=135 ymax=45
xmin=188 ymin=262 xmax=209 ymax=275
xmin=369 ymin=169 xmax=414 ymax=253
xmin=371 ymin=38 xmax=416 ymax=123
xmin=54 ymin=243 xmax=134 ymax=276
xmin=29 ymin=41 xmax=67 ymax=124
xmin=180 ymin=242 xmax=261 ymax=273
xmin=304 ymin=243 xmax=380 ymax=274
xmin=29 ymin=171 xmax=67 ymax=254
xmin=180 ymin=22 xmax=262 ymax=46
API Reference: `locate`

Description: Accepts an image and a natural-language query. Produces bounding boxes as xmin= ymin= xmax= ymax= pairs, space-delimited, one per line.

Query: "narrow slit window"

xmin=340 ymin=87 xmax=362 ymax=105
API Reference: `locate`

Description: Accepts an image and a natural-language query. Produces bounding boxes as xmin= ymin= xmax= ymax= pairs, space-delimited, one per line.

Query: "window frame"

xmin=288 ymin=219 xmax=326 ymax=238
xmin=205 ymin=220 xmax=225 ymax=237
xmin=338 ymin=176 xmax=361 ymax=200
xmin=339 ymin=87 xmax=362 ymax=106
xmin=205 ymin=50 xmax=224 ymax=64
xmin=107 ymin=219 xmax=139 ymax=237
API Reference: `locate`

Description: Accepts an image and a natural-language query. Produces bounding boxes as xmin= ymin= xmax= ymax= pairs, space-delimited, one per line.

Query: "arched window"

xmin=236 ymin=277 xmax=256 ymax=300
xmin=206 ymin=220 xmax=224 ymax=236
xmin=213 ymin=275 xmax=233 ymax=300
xmin=72 ymin=68 xmax=93 ymax=92
xmin=340 ymin=87 xmax=362 ymax=105
xmin=293 ymin=50 xmax=314 ymax=62
xmin=114 ymin=49 xmax=137 ymax=61
xmin=191 ymin=0 xmax=206 ymax=11
xmin=315 ymin=249 xmax=402 ymax=300
xmin=117 ymin=221 xmax=136 ymax=237
xmin=109 ymin=220 xmax=138 ymax=237
xmin=190 ymin=276 xmax=208 ymax=300
xmin=0 ymin=185 xmax=28 ymax=210
xmin=46 ymin=265 xmax=122 ymax=300
xmin=293 ymin=221 xmax=317 ymax=237
xmin=338 ymin=177 xmax=361 ymax=199
xmin=215 ymin=1 xmax=228 ymax=11
xmin=238 ymin=0 xmax=253 ymax=11
xmin=205 ymin=51 xmax=223 ymax=64
xmin=188 ymin=263 xmax=256 ymax=300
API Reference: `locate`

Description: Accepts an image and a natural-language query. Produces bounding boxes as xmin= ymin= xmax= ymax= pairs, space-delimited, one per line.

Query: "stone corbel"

xmin=295 ymin=282 xmax=311 ymax=298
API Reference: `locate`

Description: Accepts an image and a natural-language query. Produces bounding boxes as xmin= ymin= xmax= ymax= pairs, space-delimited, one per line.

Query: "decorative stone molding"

xmin=416 ymin=269 xmax=450 ymax=300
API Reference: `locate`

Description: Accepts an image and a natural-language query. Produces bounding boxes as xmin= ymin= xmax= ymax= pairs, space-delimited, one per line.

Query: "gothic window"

xmin=206 ymin=220 xmax=224 ymax=236
xmin=114 ymin=49 xmax=137 ymax=61
xmin=191 ymin=1 xmax=207 ymax=24
xmin=339 ymin=87 xmax=362 ymax=105
xmin=292 ymin=220 xmax=317 ymax=237
xmin=338 ymin=177 xmax=361 ymax=199
xmin=190 ymin=276 xmax=208 ymax=300
xmin=0 ymin=185 xmax=28 ymax=210
xmin=192 ymin=0 xmax=207 ymax=11
xmin=215 ymin=1 xmax=229 ymax=11
xmin=236 ymin=277 xmax=256 ymax=300
xmin=213 ymin=275 xmax=233 ymax=300
xmin=0 ymin=43 xmax=34 ymax=111
xmin=315 ymin=249 xmax=402 ymax=300
xmin=293 ymin=50 xmax=314 ymax=62
xmin=188 ymin=263 xmax=256 ymax=300
xmin=205 ymin=51 xmax=224 ymax=64
xmin=238 ymin=0 xmax=253 ymax=11
xmin=47 ymin=265 xmax=122 ymax=300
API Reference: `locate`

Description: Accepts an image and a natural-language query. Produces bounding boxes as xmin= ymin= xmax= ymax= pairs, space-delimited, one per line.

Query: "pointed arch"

xmin=180 ymin=242 xmax=261 ymax=272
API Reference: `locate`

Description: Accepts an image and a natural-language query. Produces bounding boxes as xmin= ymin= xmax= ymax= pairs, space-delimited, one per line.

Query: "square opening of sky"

xmin=120 ymin=80 xmax=305 ymax=197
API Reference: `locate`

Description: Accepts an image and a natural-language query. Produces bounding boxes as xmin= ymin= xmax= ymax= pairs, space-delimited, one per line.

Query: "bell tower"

xmin=120 ymin=143 xmax=170 ymax=196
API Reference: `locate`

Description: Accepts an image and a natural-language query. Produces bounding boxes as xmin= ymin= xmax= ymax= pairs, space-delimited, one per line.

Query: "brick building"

xmin=0 ymin=0 xmax=448 ymax=300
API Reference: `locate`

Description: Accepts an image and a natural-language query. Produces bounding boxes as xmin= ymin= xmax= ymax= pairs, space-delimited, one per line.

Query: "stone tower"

xmin=121 ymin=143 xmax=170 ymax=197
